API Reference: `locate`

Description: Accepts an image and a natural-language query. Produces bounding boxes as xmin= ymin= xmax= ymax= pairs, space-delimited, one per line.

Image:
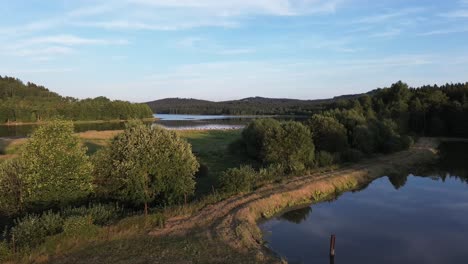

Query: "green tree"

xmin=93 ymin=121 xmax=199 ymax=215
xmin=239 ymin=119 xmax=315 ymax=173
xmin=307 ymin=115 xmax=348 ymax=153
xmin=20 ymin=120 xmax=93 ymax=208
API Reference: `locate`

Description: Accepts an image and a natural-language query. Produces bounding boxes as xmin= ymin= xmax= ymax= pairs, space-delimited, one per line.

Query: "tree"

xmin=238 ymin=119 xmax=315 ymax=173
xmin=93 ymin=121 xmax=199 ymax=215
xmin=20 ymin=120 xmax=93 ymax=208
xmin=306 ymin=114 xmax=348 ymax=153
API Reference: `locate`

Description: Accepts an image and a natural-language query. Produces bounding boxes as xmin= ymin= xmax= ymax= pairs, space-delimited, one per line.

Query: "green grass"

xmin=177 ymin=130 xmax=248 ymax=195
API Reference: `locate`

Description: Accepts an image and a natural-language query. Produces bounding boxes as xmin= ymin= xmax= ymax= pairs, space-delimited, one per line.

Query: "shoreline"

xmin=149 ymin=138 xmax=441 ymax=263
xmin=0 ymin=118 xmax=157 ymax=127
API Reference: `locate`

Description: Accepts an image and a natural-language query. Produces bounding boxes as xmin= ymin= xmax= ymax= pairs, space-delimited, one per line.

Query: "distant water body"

xmin=0 ymin=114 xmax=288 ymax=137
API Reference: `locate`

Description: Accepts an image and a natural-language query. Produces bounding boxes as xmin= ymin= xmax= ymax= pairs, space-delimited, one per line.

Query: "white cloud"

xmin=419 ymin=27 xmax=468 ymax=36
xmin=371 ymin=28 xmax=401 ymax=38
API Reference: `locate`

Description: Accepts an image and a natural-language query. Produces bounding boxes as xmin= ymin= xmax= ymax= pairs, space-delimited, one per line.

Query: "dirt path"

xmin=149 ymin=138 xmax=440 ymax=263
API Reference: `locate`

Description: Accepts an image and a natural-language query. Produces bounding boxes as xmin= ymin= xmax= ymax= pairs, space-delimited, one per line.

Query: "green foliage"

xmin=238 ymin=119 xmax=315 ymax=173
xmin=0 ymin=159 xmax=25 ymax=215
xmin=0 ymin=76 xmax=153 ymax=123
xmin=9 ymin=211 xmax=64 ymax=250
xmin=93 ymin=122 xmax=199 ymax=210
xmin=20 ymin=120 xmax=93 ymax=209
xmin=220 ymin=165 xmax=257 ymax=194
xmin=63 ymin=216 xmax=99 ymax=238
xmin=315 ymin=151 xmax=334 ymax=167
xmin=62 ymin=203 xmax=123 ymax=226
xmin=307 ymin=114 xmax=348 ymax=153
xmin=0 ymin=241 xmax=11 ymax=261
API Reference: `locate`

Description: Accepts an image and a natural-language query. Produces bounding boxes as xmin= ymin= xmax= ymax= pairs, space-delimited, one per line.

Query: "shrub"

xmin=62 ymin=203 xmax=122 ymax=226
xmin=9 ymin=211 xmax=64 ymax=250
xmin=259 ymin=164 xmax=285 ymax=181
xmin=316 ymin=151 xmax=334 ymax=167
xmin=63 ymin=216 xmax=98 ymax=238
xmin=0 ymin=241 xmax=11 ymax=262
xmin=220 ymin=165 xmax=257 ymax=194
xmin=10 ymin=214 xmax=47 ymax=250
xmin=40 ymin=211 xmax=64 ymax=236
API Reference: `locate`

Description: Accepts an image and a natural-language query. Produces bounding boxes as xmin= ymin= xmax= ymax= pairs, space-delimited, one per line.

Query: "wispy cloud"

xmin=440 ymin=10 xmax=468 ymax=18
xmin=354 ymin=8 xmax=425 ymax=24
xmin=418 ymin=27 xmax=468 ymax=36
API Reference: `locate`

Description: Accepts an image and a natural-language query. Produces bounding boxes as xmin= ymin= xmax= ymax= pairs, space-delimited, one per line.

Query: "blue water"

xmin=154 ymin=114 xmax=251 ymax=121
xmin=260 ymin=142 xmax=468 ymax=264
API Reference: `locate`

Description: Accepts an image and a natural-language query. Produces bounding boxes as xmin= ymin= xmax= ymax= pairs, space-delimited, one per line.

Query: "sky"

xmin=1 ymin=0 xmax=468 ymax=102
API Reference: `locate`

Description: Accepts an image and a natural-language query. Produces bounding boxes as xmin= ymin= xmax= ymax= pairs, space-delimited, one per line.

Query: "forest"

xmin=145 ymin=94 xmax=360 ymax=115
xmin=0 ymin=76 xmax=153 ymax=123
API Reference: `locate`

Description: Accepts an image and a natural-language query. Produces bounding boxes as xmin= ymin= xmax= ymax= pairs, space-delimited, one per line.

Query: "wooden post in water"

xmin=329 ymin=234 xmax=336 ymax=257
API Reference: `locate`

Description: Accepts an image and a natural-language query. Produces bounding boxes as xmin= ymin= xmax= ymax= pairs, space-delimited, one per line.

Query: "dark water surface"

xmin=260 ymin=142 xmax=468 ymax=264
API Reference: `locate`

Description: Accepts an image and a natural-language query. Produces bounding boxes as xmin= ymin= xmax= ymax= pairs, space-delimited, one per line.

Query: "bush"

xmin=0 ymin=241 xmax=11 ymax=262
xmin=63 ymin=216 xmax=99 ymax=238
xmin=340 ymin=149 xmax=364 ymax=163
xmin=10 ymin=214 xmax=47 ymax=250
xmin=238 ymin=119 xmax=315 ymax=173
xmin=220 ymin=166 xmax=257 ymax=194
xmin=259 ymin=164 xmax=285 ymax=181
xmin=40 ymin=211 xmax=64 ymax=236
xmin=316 ymin=151 xmax=334 ymax=167
xmin=62 ymin=203 xmax=122 ymax=226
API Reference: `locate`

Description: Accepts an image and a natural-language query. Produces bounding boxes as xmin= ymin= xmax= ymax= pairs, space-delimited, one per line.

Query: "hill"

xmin=0 ymin=76 xmax=153 ymax=123
xmin=146 ymin=94 xmax=363 ymax=115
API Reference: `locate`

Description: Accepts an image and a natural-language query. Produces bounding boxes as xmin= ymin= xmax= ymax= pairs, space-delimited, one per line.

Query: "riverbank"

xmin=41 ymin=138 xmax=440 ymax=264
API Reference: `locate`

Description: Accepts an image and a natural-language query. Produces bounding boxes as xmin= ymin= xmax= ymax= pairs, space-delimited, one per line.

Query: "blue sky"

xmin=1 ymin=0 xmax=468 ymax=102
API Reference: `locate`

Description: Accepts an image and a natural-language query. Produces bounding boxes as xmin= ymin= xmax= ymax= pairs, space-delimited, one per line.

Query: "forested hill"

xmin=146 ymin=95 xmax=363 ymax=115
xmin=0 ymin=76 xmax=153 ymax=123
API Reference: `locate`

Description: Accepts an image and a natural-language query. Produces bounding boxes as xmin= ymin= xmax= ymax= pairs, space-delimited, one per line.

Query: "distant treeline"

xmin=0 ymin=76 xmax=153 ymax=123
xmin=146 ymin=95 xmax=361 ymax=115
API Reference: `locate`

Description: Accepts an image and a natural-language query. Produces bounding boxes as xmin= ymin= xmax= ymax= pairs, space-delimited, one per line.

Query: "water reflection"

xmin=260 ymin=141 xmax=468 ymax=264
xmin=279 ymin=207 xmax=313 ymax=224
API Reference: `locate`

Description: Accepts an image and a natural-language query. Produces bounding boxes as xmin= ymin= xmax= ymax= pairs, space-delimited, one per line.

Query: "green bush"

xmin=10 ymin=214 xmax=47 ymax=250
xmin=259 ymin=164 xmax=285 ymax=181
xmin=316 ymin=151 xmax=334 ymax=167
xmin=63 ymin=216 xmax=99 ymax=238
xmin=0 ymin=241 xmax=11 ymax=262
xmin=220 ymin=165 xmax=257 ymax=194
xmin=40 ymin=211 xmax=64 ymax=236
xmin=62 ymin=203 xmax=122 ymax=226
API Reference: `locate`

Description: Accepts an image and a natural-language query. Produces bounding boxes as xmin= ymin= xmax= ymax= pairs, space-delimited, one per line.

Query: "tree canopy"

xmin=93 ymin=121 xmax=199 ymax=214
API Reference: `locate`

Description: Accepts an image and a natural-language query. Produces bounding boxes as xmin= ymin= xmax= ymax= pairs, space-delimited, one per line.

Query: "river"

xmin=260 ymin=142 xmax=468 ymax=264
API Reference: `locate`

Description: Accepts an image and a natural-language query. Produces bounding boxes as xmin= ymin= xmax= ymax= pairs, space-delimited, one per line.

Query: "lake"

xmin=0 ymin=114 xmax=302 ymax=137
xmin=260 ymin=142 xmax=468 ymax=264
